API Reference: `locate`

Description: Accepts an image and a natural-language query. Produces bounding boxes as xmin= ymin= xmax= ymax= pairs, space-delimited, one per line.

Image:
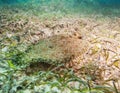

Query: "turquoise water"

xmin=1 ymin=0 xmax=120 ymax=6
xmin=1 ymin=0 xmax=120 ymax=7
xmin=0 ymin=0 xmax=120 ymax=17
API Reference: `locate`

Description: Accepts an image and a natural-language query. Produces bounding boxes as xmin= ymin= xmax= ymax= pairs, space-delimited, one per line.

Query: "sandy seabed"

xmin=0 ymin=5 xmax=120 ymax=90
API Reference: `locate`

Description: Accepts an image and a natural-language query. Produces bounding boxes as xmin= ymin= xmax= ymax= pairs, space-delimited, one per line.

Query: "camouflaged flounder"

xmin=26 ymin=34 xmax=89 ymax=65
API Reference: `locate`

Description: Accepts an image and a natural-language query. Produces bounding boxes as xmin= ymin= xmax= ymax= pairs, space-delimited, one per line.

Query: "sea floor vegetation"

xmin=0 ymin=3 xmax=120 ymax=93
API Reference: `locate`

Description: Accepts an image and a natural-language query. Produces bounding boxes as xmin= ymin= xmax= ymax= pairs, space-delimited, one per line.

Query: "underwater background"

xmin=0 ymin=0 xmax=120 ymax=17
xmin=1 ymin=1 xmax=120 ymax=93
